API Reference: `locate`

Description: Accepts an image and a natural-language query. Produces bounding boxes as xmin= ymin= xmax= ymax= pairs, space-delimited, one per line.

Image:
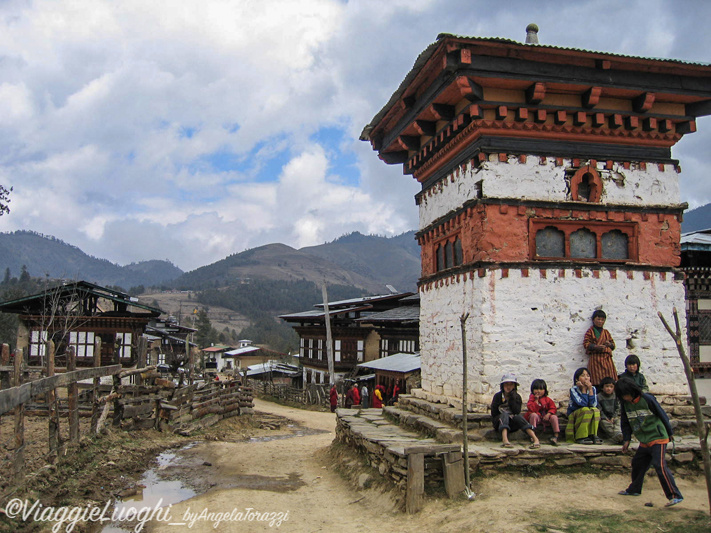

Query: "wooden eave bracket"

xmin=633 ymin=92 xmax=655 ymax=113
xmin=526 ymin=82 xmax=546 ymax=105
xmin=582 ymin=86 xmax=602 ymax=108
xmin=414 ymin=120 xmax=437 ymax=136
xmin=455 ymin=76 xmax=484 ymax=102
xmin=379 ymin=151 xmax=409 ymax=165
xmin=430 ymin=103 xmax=455 ymax=121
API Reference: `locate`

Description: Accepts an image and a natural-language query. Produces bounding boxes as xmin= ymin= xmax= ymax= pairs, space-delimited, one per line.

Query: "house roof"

xmin=361 ymin=33 xmax=711 ymax=142
xmin=245 ymin=361 xmax=301 ymax=377
xmin=0 ymin=280 xmax=162 ymax=317
xmin=357 ymin=304 xmax=420 ymax=324
xmin=358 ymin=352 xmax=421 ymax=373
xmin=225 ymin=346 xmax=261 ymax=356
xmin=202 ymin=345 xmax=232 ymax=353
xmin=681 ymin=229 xmax=711 ymax=250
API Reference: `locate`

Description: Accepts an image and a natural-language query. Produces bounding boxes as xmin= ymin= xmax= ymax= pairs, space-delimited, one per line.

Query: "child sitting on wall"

xmin=491 ymin=373 xmax=540 ymax=449
xmin=524 ymin=378 xmax=560 ymax=446
xmin=618 ymin=354 xmax=649 ymax=393
xmin=597 ymin=376 xmax=623 ymax=443
xmin=565 ymin=367 xmax=602 ymax=444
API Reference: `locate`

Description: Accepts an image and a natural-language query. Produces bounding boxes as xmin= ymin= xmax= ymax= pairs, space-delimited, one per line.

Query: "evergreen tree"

xmin=2 ymin=268 xmax=10 ymax=285
xmin=19 ymin=265 xmax=30 ymax=283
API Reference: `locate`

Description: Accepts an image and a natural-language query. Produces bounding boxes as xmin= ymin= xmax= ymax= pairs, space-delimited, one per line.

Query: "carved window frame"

xmin=433 ymin=233 xmax=464 ymax=273
xmin=530 ymin=219 xmax=638 ymax=262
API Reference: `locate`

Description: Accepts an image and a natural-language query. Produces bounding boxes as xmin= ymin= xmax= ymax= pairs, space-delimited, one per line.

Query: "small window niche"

xmin=570 ymin=165 xmax=602 ymax=203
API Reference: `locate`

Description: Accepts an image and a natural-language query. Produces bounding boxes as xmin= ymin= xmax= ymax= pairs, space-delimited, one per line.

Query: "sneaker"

xmin=576 ymin=438 xmax=594 ymax=445
xmin=665 ymin=497 xmax=683 ymax=507
xmin=618 ymin=490 xmax=641 ymax=496
xmin=593 ymin=436 xmax=604 ymax=444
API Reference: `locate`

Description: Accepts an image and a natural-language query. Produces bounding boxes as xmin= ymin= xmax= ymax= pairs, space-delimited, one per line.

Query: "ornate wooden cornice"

xmin=362 ymin=35 xmax=711 ymax=183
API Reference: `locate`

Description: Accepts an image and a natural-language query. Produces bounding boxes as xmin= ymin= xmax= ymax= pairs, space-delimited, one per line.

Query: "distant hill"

xmin=172 ymin=237 xmax=417 ymax=294
xmin=0 ymin=229 xmax=421 ymax=294
xmin=0 ymin=230 xmax=183 ymax=288
xmin=682 ymin=203 xmax=711 ymax=233
xmin=300 ymin=231 xmax=420 ymax=292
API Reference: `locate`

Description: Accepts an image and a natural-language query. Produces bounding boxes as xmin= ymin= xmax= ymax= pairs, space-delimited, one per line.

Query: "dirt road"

xmin=145 ymin=399 xmax=710 ymax=532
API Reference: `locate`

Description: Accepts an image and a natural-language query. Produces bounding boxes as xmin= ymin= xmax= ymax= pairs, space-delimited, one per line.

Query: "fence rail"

xmin=0 ymin=341 xmax=253 ymax=492
xmin=248 ymin=380 xmax=330 ymax=406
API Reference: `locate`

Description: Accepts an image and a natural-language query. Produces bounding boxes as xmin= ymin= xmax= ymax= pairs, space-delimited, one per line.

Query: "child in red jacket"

xmin=524 ymin=379 xmax=561 ymax=446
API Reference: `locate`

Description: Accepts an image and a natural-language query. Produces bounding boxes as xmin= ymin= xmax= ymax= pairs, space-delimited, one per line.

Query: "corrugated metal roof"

xmin=246 ymin=361 xmax=300 ymax=377
xmin=681 ymin=229 xmax=711 ymax=249
xmin=358 ymin=352 xmax=421 ymax=373
xmin=357 ymin=305 xmax=420 ymax=323
xmin=225 ymin=346 xmax=261 ymax=356
xmin=438 ymin=33 xmax=711 ymax=67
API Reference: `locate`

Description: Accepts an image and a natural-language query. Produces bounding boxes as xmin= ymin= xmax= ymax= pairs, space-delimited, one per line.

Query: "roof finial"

xmin=525 ymin=23 xmax=539 ymax=44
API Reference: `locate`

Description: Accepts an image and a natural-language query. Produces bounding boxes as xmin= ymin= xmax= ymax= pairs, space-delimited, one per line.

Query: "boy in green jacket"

xmin=615 ymin=378 xmax=683 ymax=507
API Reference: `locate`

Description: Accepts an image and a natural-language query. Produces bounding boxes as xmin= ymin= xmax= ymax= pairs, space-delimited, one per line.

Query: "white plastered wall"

xmin=419 ymin=156 xmax=680 ymax=228
xmin=417 ymin=268 xmax=688 ymax=407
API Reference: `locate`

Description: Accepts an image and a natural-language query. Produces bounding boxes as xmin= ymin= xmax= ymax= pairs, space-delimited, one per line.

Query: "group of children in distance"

xmin=490 ymin=309 xmax=683 ymax=507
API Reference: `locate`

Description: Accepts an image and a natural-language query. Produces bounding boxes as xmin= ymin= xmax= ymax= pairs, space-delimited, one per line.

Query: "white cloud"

xmin=0 ymin=0 xmax=709 ymax=272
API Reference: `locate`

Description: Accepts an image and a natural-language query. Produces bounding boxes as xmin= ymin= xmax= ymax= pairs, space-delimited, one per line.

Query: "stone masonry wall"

xmin=418 ymin=267 xmax=688 ymax=407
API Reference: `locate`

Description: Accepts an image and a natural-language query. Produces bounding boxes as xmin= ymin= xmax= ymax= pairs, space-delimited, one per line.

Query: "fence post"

xmin=1 ymin=343 xmax=9 ymax=389
xmin=45 ymin=340 xmax=60 ymax=461
xmin=90 ymin=337 xmax=102 ymax=433
xmin=67 ymin=346 xmax=79 ymax=443
xmin=13 ymin=347 xmax=25 ymax=483
xmin=136 ymin=337 xmax=147 ymax=387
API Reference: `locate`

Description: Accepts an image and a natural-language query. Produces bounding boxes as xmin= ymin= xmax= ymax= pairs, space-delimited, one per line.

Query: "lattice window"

xmin=700 ymin=314 xmax=711 ymax=344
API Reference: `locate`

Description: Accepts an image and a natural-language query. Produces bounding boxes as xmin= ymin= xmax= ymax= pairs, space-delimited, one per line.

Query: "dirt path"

xmin=145 ymin=399 xmax=710 ymax=532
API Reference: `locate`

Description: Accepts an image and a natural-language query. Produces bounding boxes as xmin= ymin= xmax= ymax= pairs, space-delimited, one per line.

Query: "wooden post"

xmin=658 ymin=309 xmax=711 ymax=515
xmin=112 ymin=373 xmax=122 ymax=427
xmin=136 ymin=337 xmax=147 ymax=387
xmin=322 ymin=284 xmax=335 ymax=386
xmin=443 ymin=451 xmax=465 ymax=498
xmin=188 ymin=340 xmax=194 ymax=386
xmin=46 ymin=340 xmax=59 ymax=460
xmin=1 ymin=343 xmax=9 ymax=389
xmin=13 ymin=347 xmax=25 ymax=483
xmin=460 ymin=313 xmax=471 ymax=495
xmin=67 ymin=346 xmax=79 ymax=443
xmin=90 ymin=336 xmax=102 ymax=433
xmin=406 ymin=452 xmax=425 ymax=514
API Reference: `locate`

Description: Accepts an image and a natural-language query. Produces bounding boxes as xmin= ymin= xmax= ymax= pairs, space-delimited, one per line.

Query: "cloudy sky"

xmin=0 ymin=0 xmax=709 ymax=272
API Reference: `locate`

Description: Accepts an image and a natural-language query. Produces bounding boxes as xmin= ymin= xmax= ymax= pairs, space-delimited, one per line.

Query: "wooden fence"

xmin=0 ymin=341 xmax=253 ymax=488
xmin=248 ymin=380 xmax=330 ymax=406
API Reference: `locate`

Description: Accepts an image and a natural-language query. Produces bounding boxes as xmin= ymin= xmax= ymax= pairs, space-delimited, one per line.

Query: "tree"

xmin=19 ymin=265 xmax=30 ymax=283
xmin=0 ymin=184 xmax=11 ymax=216
xmin=195 ymin=308 xmax=218 ymax=348
xmin=2 ymin=268 xmax=10 ymax=285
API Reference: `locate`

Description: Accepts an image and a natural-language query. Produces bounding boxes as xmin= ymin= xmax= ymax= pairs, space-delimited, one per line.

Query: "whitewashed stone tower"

xmin=361 ymin=30 xmax=711 ymax=406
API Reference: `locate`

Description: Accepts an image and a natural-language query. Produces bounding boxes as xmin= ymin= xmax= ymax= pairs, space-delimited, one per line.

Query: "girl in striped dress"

xmin=583 ymin=310 xmax=617 ymax=387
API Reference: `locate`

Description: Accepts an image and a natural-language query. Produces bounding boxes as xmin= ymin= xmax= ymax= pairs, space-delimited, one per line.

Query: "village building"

xmin=280 ymin=292 xmax=417 ymax=385
xmin=681 ymin=228 xmax=711 ymax=398
xmin=357 ymin=351 xmax=421 ymax=396
xmin=224 ymin=341 xmax=287 ymax=371
xmin=0 ymin=280 xmax=161 ymax=367
xmin=361 ymin=27 xmax=711 ymax=406
xmin=144 ymin=316 xmax=196 ymax=369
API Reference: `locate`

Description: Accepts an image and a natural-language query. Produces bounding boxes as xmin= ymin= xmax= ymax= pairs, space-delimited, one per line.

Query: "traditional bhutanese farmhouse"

xmin=280 ymin=292 xmax=417 ymax=385
xmin=361 ymin=27 xmax=711 ymax=406
xmin=0 ymin=280 xmax=161 ymax=367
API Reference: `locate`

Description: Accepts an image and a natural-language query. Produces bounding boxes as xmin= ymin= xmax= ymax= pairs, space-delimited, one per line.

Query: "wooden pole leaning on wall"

xmin=13 ymin=347 xmax=25 ymax=483
xmin=67 ymin=346 xmax=79 ymax=444
xmin=658 ymin=308 xmax=711 ymax=516
xmin=90 ymin=337 xmax=102 ymax=434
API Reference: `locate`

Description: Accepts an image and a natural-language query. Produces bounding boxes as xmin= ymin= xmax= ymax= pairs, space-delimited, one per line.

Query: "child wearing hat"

xmin=491 ymin=373 xmax=540 ymax=448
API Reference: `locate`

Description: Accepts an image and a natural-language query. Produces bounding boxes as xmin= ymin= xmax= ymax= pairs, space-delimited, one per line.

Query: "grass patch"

xmin=530 ymin=507 xmax=711 ymax=533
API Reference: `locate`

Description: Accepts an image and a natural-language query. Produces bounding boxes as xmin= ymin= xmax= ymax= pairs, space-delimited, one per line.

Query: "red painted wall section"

xmin=419 ymin=204 xmax=681 ymax=278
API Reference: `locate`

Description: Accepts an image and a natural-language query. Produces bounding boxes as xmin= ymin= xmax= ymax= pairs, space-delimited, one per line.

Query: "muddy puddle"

xmin=99 ymin=417 xmax=325 ymax=531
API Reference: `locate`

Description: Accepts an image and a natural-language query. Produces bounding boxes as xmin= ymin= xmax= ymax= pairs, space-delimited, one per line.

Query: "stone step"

xmin=395 ymin=393 xmax=709 ymax=438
